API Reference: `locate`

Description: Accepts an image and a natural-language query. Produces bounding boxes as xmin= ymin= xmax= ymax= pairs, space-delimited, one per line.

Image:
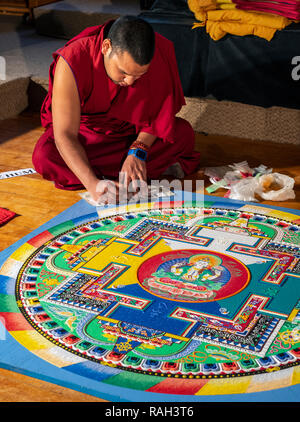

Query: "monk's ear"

xmin=102 ymin=39 xmax=112 ymax=56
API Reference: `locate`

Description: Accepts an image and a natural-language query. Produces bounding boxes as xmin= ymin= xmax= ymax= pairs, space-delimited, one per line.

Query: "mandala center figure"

xmin=138 ymin=250 xmax=250 ymax=302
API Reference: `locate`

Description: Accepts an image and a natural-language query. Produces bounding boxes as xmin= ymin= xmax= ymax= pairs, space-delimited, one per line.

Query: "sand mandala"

xmin=1 ymin=199 xmax=300 ymax=397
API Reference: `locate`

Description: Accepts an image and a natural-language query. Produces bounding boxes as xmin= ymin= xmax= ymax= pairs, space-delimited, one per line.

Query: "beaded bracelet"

xmin=130 ymin=140 xmax=150 ymax=152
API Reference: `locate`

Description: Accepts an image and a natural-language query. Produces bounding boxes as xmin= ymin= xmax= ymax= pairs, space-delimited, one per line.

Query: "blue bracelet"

xmin=127 ymin=148 xmax=148 ymax=161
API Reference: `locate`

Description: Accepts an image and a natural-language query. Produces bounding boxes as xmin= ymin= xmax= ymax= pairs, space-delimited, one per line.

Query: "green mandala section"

xmin=7 ymin=206 xmax=300 ymax=379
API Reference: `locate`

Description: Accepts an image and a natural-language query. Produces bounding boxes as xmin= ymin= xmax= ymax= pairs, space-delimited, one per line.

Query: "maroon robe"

xmin=32 ymin=21 xmax=200 ymax=189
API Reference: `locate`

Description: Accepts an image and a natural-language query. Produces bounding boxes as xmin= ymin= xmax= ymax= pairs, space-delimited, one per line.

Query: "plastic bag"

xmin=204 ymin=161 xmax=273 ymax=193
xmin=228 ymin=177 xmax=260 ymax=202
xmin=228 ymin=172 xmax=295 ymax=202
xmin=256 ymin=173 xmax=296 ymax=201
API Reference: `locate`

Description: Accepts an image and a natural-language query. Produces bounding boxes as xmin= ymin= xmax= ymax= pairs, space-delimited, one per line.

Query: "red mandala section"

xmin=137 ymin=249 xmax=250 ymax=302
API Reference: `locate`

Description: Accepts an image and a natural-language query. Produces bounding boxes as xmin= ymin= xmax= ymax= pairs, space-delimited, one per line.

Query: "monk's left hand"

xmin=120 ymin=155 xmax=148 ymax=196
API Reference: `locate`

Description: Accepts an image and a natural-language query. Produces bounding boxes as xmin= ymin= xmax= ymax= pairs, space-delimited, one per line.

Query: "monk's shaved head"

xmin=107 ymin=16 xmax=155 ymax=66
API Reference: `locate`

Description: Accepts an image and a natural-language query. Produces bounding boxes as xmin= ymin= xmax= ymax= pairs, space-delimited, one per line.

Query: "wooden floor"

xmin=0 ymin=111 xmax=299 ymax=402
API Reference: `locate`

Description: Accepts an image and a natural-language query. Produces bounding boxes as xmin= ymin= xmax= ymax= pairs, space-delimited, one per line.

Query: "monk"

xmin=32 ymin=16 xmax=200 ymax=202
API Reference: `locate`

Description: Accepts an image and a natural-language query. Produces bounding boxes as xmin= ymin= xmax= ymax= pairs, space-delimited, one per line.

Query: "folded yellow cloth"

xmin=215 ymin=0 xmax=236 ymax=10
xmin=205 ymin=10 xmax=291 ymax=41
xmin=188 ymin=0 xmax=217 ymax=24
xmin=188 ymin=3 xmax=292 ymax=41
xmin=216 ymin=0 xmax=234 ymax=4
xmin=218 ymin=4 xmax=236 ymax=9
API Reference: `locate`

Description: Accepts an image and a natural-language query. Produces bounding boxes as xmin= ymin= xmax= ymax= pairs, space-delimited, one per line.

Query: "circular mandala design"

xmin=2 ymin=205 xmax=300 ymax=395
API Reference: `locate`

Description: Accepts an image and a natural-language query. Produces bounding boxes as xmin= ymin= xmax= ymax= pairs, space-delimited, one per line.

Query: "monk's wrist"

xmin=128 ymin=140 xmax=150 ymax=161
xmin=84 ymin=174 xmax=101 ymax=192
xmin=130 ymin=140 xmax=150 ymax=151
xmin=127 ymin=148 xmax=148 ymax=161
xmin=136 ymin=132 xmax=156 ymax=148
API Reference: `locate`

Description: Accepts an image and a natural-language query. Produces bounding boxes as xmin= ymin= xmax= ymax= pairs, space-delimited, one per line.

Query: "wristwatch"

xmin=127 ymin=148 xmax=148 ymax=161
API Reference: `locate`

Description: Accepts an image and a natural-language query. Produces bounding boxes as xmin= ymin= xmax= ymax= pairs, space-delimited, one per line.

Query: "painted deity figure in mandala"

xmin=170 ymin=256 xmax=222 ymax=285
xmin=146 ymin=254 xmax=230 ymax=300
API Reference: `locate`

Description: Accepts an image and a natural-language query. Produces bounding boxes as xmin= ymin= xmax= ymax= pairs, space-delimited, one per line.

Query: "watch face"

xmin=136 ymin=149 xmax=147 ymax=160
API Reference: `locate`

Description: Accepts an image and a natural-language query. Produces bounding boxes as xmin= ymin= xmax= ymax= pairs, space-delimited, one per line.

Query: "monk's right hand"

xmin=88 ymin=178 xmax=120 ymax=205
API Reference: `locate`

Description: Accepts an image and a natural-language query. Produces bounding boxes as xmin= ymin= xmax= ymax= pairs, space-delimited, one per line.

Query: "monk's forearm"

xmin=135 ymin=132 xmax=156 ymax=148
xmin=54 ymin=134 xmax=98 ymax=190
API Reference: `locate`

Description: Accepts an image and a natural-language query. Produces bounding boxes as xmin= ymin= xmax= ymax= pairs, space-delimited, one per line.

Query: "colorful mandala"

xmin=1 ymin=201 xmax=300 ymax=396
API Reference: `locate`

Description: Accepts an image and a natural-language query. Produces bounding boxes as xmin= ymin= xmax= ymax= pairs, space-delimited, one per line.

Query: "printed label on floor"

xmin=0 ymin=168 xmax=36 ymax=179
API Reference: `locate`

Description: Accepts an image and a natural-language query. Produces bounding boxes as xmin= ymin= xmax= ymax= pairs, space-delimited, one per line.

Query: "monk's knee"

xmin=32 ymin=136 xmax=51 ymax=175
xmin=173 ymin=117 xmax=195 ymax=152
xmin=32 ymin=133 xmax=64 ymax=179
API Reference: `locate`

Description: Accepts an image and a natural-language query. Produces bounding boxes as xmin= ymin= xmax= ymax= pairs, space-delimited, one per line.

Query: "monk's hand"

xmin=87 ymin=178 xmax=121 ymax=205
xmin=120 ymin=155 xmax=148 ymax=198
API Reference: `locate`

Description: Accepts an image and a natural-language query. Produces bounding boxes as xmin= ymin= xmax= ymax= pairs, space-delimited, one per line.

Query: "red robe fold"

xmin=33 ymin=21 xmax=200 ymax=189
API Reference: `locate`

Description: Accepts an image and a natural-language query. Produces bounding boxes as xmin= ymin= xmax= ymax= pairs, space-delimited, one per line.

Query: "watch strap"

xmin=127 ymin=148 xmax=148 ymax=161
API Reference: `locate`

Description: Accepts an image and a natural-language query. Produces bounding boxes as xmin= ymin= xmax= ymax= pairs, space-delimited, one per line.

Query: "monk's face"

xmin=102 ymin=38 xmax=150 ymax=87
